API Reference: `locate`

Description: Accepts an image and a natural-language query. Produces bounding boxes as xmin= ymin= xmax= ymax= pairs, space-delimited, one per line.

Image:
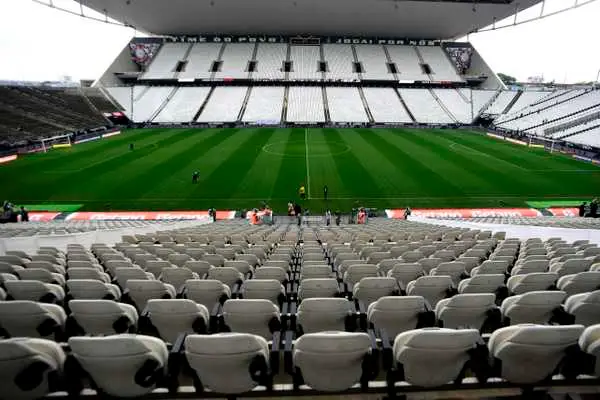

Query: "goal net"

xmin=40 ymin=133 xmax=73 ymax=153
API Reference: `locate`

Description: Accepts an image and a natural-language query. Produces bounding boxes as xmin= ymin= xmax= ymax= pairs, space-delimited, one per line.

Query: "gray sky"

xmin=1 ymin=0 xmax=599 ymax=83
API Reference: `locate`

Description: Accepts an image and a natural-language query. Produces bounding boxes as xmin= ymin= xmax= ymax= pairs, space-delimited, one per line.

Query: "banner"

xmin=28 ymin=212 xmax=61 ymax=222
xmin=102 ymin=131 xmax=122 ymax=139
xmin=386 ymin=208 xmax=543 ymax=219
xmin=0 ymin=154 xmax=17 ymax=164
xmin=547 ymin=208 xmax=579 ymax=217
xmin=65 ymin=211 xmax=235 ymax=221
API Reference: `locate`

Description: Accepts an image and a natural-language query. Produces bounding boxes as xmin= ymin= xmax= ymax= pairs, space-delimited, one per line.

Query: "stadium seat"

xmin=406 ymin=276 xmax=454 ymax=308
xmin=550 ymin=258 xmax=594 ymax=277
xmin=4 ymin=280 xmax=65 ymax=303
xmin=222 ymin=299 xmax=280 ymax=340
xmin=557 ymin=271 xmax=600 ymax=295
xmin=578 ymin=324 xmax=600 ymax=376
xmin=0 ymin=337 xmax=66 ymax=400
xmin=489 ymin=324 xmax=584 ymax=384
xmin=564 ymin=290 xmax=600 ymax=326
xmin=0 ymin=300 xmax=66 ymax=339
xmin=183 ymin=279 xmax=230 ymax=310
xmin=435 ymin=293 xmax=498 ymax=330
xmin=297 ymin=278 xmax=340 ymax=299
xmin=392 ymin=328 xmax=482 ymax=387
xmin=115 ymin=268 xmax=155 ymax=288
xmin=67 ymin=299 xmax=138 ymax=335
xmin=143 ymin=299 xmax=209 ymax=343
xmin=458 ymin=274 xmax=505 ymax=294
xmin=292 ymin=332 xmax=373 ymax=391
xmin=124 ymin=279 xmax=176 ymax=312
xmin=254 ymin=266 xmax=288 ymax=283
xmin=387 ymin=263 xmax=424 ymax=290
xmin=471 ymin=260 xmax=509 ymax=276
xmin=430 ymin=261 xmax=466 ymax=286
xmin=17 ymin=269 xmax=65 ymax=286
xmin=240 ymin=279 xmax=285 ymax=305
xmin=352 ymin=277 xmax=399 ymax=306
xmin=68 ymin=334 xmax=169 ymax=397
xmin=206 ymin=266 xmax=243 ymax=290
xmin=367 ymin=296 xmax=430 ymax=339
xmin=66 ymin=279 xmax=121 ymax=300
xmin=184 ymin=333 xmax=272 ymax=394
xmin=501 ymin=291 xmax=567 ymax=325
xmin=158 ymin=267 xmax=199 ymax=291
xmin=297 ymin=297 xmax=355 ymax=333
xmin=506 ymin=272 xmax=558 ymax=294
xmin=66 ymin=267 xmax=111 ymax=283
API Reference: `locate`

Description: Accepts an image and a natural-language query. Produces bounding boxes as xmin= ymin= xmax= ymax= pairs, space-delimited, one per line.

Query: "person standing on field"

xmin=192 ymin=171 xmax=200 ymax=184
xmin=299 ymin=185 xmax=306 ymax=200
xmin=323 ymin=185 xmax=328 ymax=201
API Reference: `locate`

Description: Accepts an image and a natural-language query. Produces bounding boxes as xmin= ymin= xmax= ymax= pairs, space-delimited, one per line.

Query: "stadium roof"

xmin=79 ymin=0 xmax=543 ymax=39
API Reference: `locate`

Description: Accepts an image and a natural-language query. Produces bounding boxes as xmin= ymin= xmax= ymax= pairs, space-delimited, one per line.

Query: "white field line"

xmin=305 ymin=127 xmax=311 ymax=199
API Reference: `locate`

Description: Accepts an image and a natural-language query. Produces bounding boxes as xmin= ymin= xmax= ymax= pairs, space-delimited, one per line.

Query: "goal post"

xmin=40 ymin=133 xmax=73 ymax=153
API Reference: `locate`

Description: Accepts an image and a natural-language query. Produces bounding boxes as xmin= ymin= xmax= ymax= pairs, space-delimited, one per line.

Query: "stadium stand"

xmin=432 ymin=89 xmax=472 ymax=123
xmin=214 ymin=44 xmax=255 ymax=80
xmin=178 ymin=43 xmax=223 ymax=81
xmin=152 ymin=87 xmax=211 ymax=123
xmin=325 ymin=87 xmax=369 ymax=123
xmin=241 ymin=86 xmax=285 ymax=124
xmin=1 ymin=218 xmax=600 ymax=399
xmin=354 ymin=45 xmax=391 ymax=80
xmin=483 ymin=90 xmax=520 ymax=115
xmin=289 ymin=46 xmax=322 ymax=81
xmin=196 ymin=86 xmax=247 ymax=123
xmin=253 ymin=43 xmax=287 ymax=80
xmin=286 ymin=86 xmax=326 ymax=123
xmin=416 ymin=46 xmax=463 ymax=82
xmin=399 ymin=89 xmax=455 ymax=124
xmin=130 ymin=86 xmax=174 ymax=123
xmin=362 ymin=88 xmax=413 ymax=123
xmin=141 ymin=43 xmax=190 ymax=80
xmin=322 ymin=44 xmax=356 ymax=81
xmin=386 ymin=45 xmax=429 ymax=81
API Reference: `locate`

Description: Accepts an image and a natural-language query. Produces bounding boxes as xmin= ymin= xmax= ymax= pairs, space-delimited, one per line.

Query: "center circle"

xmin=262 ymin=140 xmax=351 ymax=158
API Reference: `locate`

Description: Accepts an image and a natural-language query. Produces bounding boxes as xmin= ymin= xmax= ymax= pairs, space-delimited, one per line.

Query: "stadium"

xmin=1 ymin=0 xmax=600 ymax=399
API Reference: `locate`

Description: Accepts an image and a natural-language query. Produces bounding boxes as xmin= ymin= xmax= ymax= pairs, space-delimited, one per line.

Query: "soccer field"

xmin=2 ymin=127 xmax=599 ymax=213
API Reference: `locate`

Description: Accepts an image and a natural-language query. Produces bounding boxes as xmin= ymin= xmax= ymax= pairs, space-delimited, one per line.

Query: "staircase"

xmin=209 ymin=43 xmax=227 ymax=80
xmin=350 ymin=45 xmax=363 ymax=80
xmin=237 ymin=86 xmax=253 ymax=122
xmin=357 ymin=87 xmax=375 ymax=123
xmin=149 ymin=87 xmax=179 ymax=123
xmin=381 ymin=45 xmax=399 ymax=81
xmin=192 ymin=87 xmax=216 ymax=122
xmin=429 ymin=88 xmax=458 ymax=123
xmin=321 ymin=87 xmax=331 ymax=123
xmin=281 ymin=86 xmax=290 ymax=123
xmin=413 ymin=46 xmax=433 ymax=81
xmin=394 ymin=89 xmax=416 ymax=123
xmin=502 ymin=91 xmax=522 ymax=114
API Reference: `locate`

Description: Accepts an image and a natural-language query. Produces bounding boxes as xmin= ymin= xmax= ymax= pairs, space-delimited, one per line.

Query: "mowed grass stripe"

xmin=232 ymin=128 xmax=289 ymax=201
xmin=196 ymin=128 xmax=274 ymax=199
xmin=372 ymin=129 xmax=465 ymax=196
xmin=308 ymin=128 xmax=351 ymax=199
xmin=49 ymin=128 xmax=210 ymax=201
xmin=269 ymin=129 xmax=307 ymax=208
xmin=323 ymin=128 xmax=382 ymax=197
xmin=405 ymin=129 xmax=533 ymax=193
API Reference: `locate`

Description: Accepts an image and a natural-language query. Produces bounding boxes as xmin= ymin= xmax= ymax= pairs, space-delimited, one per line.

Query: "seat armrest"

xmin=283 ymin=330 xmax=295 ymax=374
xmin=378 ymin=328 xmax=393 ymax=370
xmin=355 ymin=299 xmax=368 ymax=331
xmin=270 ymin=331 xmax=281 ymax=374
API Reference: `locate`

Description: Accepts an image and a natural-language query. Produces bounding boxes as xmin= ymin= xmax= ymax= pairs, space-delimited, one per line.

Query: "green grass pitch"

xmin=1 ymin=127 xmax=599 ymax=213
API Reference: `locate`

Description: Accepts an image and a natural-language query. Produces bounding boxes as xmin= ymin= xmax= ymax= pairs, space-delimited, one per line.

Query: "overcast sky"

xmin=1 ymin=0 xmax=599 ymax=83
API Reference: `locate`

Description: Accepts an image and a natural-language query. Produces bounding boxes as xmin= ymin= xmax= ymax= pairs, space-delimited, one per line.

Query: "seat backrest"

xmin=69 ymin=334 xmax=168 ymax=397
xmin=147 ymin=299 xmax=209 ymax=343
xmin=206 ymin=267 xmax=243 ymax=289
xmin=353 ymin=277 xmax=398 ymax=307
xmin=501 ymin=290 xmax=567 ymax=325
xmin=506 ymin=272 xmax=558 ymax=295
xmin=184 ymin=279 xmax=230 ymax=310
xmin=557 ymin=271 xmax=600 ymax=296
xmin=435 ymin=293 xmax=496 ymax=330
xmin=564 ymin=290 xmax=600 ymax=326
xmin=241 ymin=279 xmax=284 ymax=304
xmin=393 ymin=328 xmax=481 ymax=387
xmin=0 ymin=337 xmax=66 ymax=400
xmin=67 ymin=279 xmax=119 ymax=300
xmin=300 ymin=265 xmax=333 ymax=281
xmin=0 ymin=300 xmax=66 ymax=338
xmin=367 ymin=296 xmax=426 ymax=338
xmin=159 ymin=267 xmax=196 ymax=290
xmin=458 ymin=274 xmax=505 ymax=294
xmin=406 ymin=276 xmax=453 ymax=308
xmin=344 ymin=264 xmax=378 ymax=285
xmin=293 ymin=332 xmax=371 ymax=392
xmin=222 ymin=299 xmax=279 ymax=340
xmin=69 ymin=299 xmax=138 ymax=335
xmin=297 ymin=297 xmax=354 ymax=333
xmin=184 ymin=333 xmax=269 ymax=394
xmin=253 ymin=266 xmax=287 ymax=282
xmin=5 ymin=280 xmax=64 ymax=302
xmin=298 ymin=278 xmax=339 ymax=300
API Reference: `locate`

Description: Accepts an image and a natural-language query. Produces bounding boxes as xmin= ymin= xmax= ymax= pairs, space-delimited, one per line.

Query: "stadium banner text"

xmin=384 ymin=208 xmax=583 ymax=219
xmin=134 ymin=36 xmax=442 ymax=46
xmin=63 ymin=211 xmax=236 ymax=221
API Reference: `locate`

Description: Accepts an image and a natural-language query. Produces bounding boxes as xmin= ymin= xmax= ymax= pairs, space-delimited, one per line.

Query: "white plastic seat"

xmin=393 ymin=328 xmax=481 ymax=387
xmin=68 ymin=299 xmax=138 ymax=335
xmin=206 ymin=266 xmax=244 ymax=290
xmin=297 ymin=297 xmax=355 ymax=333
xmin=0 ymin=300 xmax=66 ymax=339
xmin=501 ymin=290 xmax=567 ymax=325
xmin=0 ymin=337 xmax=66 ymax=400
xmin=159 ymin=267 xmax=199 ymax=291
xmin=222 ymin=298 xmax=281 ymax=338
xmin=298 ymin=278 xmax=339 ymax=299
xmin=435 ymin=293 xmax=497 ymax=330
xmin=458 ymin=274 xmax=505 ymax=294
xmin=115 ymin=267 xmax=155 ymax=288
xmin=352 ymin=277 xmax=398 ymax=307
xmin=66 ymin=279 xmax=121 ymax=300
xmin=344 ymin=264 xmax=378 ymax=287
xmin=293 ymin=332 xmax=372 ymax=391
xmin=145 ymin=299 xmax=209 ymax=343
xmin=184 ymin=333 xmax=270 ymax=394
xmin=240 ymin=279 xmax=285 ymax=305
xmin=489 ymin=324 xmax=584 ymax=384
xmin=183 ymin=279 xmax=230 ymax=311
xmin=203 ymin=254 xmax=226 ymax=267
xmin=4 ymin=280 xmax=65 ymax=303
xmin=430 ymin=262 xmax=466 ymax=286
xmin=167 ymin=253 xmax=192 ymax=267
xmin=254 ymin=266 xmax=287 ymax=282
xmin=557 ymin=272 xmax=600 ymax=295
xmin=66 ymin=267 xmax=110 ymax=283
xmin=225 ymin=260 xmax=253 ymax=275
xmin=418 ymin=258 xmax=443 ymax=274
xmin=387 ymin=263 xmax=424 ymax=290
xmin=471 ymin=260 xmax=508 ymax=276
xmin=564 ymin=290 xmax=600 ymax=326
xmin=550 ymin=258 xmax=594 ymax=278
xmin=0 ymin=255 xmax=28 ymax=266
xmin=144 ymin=260 xmax=173 ymax=279
xmin=507 ymin=272 xmax=558 ymax=295
xmin=511 ymin=260 xmax=549 ymax=275
xmin=299 ymin=265 xmax=334 ymax=281
xmin=406 ymin=276 xmax=454 ymax=308
xmin=579 ymin=324 xmax=600 ymax=376
xmin=182 ymin=260 xmax=212 ymax=277
xmin=125 ymin=279 xmax=176 ymax=312
xmin=69 ymin=334 xmax=168 ymax=397
xmin=26 ymin=260 xmax=65 ymax=275
xmin=17 ymin=269 xmax=65 ymax=286
xmin=66 ymin=260 xmax=102 ymax=270
xmin=367 ymin=296 xmax=428 ymax=339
